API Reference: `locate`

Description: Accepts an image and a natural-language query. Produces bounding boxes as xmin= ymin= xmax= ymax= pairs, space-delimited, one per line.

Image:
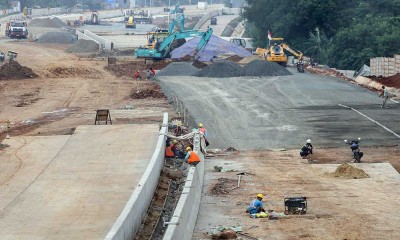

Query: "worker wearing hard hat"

xmin=165 ymin=139 xmax=176 ymax=158
xmin=300 ymin=139 xmax=313 ymax=158
xmin=198 ymin=123 xmax=207 ymax=137
xmin=184 ymin=146 xmax=201 ymax=166
xmin=246 ymin=194 xmax=265 ymax=214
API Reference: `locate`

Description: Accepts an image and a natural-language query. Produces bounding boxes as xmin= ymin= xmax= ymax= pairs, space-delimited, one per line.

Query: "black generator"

xmin=284 ymin=197 xmax=307 ymax=215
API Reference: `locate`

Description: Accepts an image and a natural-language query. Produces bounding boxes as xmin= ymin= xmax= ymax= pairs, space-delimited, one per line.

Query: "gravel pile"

xmin=66 ymin=39 xmax=99 ymax=53
xmin=37 ymin=32 xmax=77 ymax=44
xmin=29 ymin=17 xmax=66 ymax=28
xmin=157 ymin=62 xmax=199 ymax=77
xmin=194 ymin=60 xmax=243 ymax=78
xmin=243 ymin=60 xmax=292 ymax=76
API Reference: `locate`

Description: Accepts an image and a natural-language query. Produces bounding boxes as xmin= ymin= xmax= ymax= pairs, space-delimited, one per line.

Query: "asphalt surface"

xmin=157 ymin=69 xmax=400 ymax=149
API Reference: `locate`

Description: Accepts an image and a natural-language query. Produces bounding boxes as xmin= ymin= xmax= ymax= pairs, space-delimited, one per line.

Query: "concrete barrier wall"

xmin=76 ymin=30 xmax=101 ymax=48
xmin=83 ymin=30 xmax=113 ymax=50
xmin=163 ymin=132 xmax=205 ymax=240
xmin=31 ymin=7 xmax=64 ymax=17
xmin=193 ymin=9 xmax=222 ymax=30
xmin=105 ymin=113 xmax=168 ymax=240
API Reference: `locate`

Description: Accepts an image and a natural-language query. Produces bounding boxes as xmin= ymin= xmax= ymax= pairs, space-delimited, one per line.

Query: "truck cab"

xmin=6 ymin=20 xmax=28 ymax=39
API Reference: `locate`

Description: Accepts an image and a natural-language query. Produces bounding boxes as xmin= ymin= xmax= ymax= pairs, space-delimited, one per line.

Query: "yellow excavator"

xmin=255 ymin=38 xmax=305 ymax=68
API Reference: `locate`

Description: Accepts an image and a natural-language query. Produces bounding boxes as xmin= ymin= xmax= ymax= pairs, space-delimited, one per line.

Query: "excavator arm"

xmin=281 ymin=43 xmax=303 ymax=60
xmin=168 ymin=13 xmax=185 ymax=33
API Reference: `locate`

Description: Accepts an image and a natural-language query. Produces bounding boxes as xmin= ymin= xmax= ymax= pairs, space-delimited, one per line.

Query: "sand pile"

xmin=0 ymin=61 xmax=38 ymax=80
xmin=243 ymin=60 xmax=292 ymax=76
xmin=37 ymin=32 xmax=77 ymax=44
xmin=157 ymin=62 xmax=199 ymax=76
xmin=194 ymin=60 xmax=243 ymax=78
xmin=29 ymin=17 xmax=66 ymax=28
xmin=330 ymin=163 xmax=369 ymax=179
xmin=66 ymin=39 xmax=99 ymax=53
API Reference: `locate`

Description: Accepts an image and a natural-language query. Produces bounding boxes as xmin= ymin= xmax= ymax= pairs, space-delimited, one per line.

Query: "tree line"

xmin=243 ymin=0 xmax=400 ymax=70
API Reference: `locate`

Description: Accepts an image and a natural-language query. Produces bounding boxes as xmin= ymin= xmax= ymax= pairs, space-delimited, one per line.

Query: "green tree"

xmin=304 ymin=27 xmax=332 ymax=64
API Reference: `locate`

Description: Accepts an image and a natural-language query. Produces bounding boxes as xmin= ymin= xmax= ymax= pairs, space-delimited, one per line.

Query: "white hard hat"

xmin=306 ymin=139 xmax=312 ymax=143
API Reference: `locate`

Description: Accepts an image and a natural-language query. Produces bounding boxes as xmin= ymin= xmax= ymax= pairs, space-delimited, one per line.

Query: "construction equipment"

xmin=5 ymin=20 xmax=28 ymax=39
xmin=7 ymin=51 xmax=18 ymax=62
xmin=255 ymin=38 xmax=305 ymax=67
xmin=284 ymin=197 xmax=307 ymax=215
xmin=0 ymin=51 xmax=5 ymax=61
xmin=125 ymin=16 xmax=136 ymax=28
xmin=210 ymin=17 xmax=217 ymax=25
xmin=85 ymin=11 xmax=100 ymax=25
xmin=134 ymin=28 xmax=213 ymax=61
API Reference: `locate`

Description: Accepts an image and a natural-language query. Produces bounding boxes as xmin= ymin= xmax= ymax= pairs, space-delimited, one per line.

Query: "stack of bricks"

xmin=370 ymin=55 xmax=400 ymax=77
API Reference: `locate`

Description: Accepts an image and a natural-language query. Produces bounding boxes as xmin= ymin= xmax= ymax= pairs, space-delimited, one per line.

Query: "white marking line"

xmin=390 ymin=99 xmax=399 ymax=104
xmin=338 ymin=104 xmax=400 ymax=139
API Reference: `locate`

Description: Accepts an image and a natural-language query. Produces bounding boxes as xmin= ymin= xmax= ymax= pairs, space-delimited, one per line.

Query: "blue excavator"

xmin=134 ymin=28 xmax=213 ymax=61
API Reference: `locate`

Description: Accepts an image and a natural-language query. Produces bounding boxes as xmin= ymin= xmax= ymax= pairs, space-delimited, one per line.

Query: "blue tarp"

xmin=171 ymin=35 xmax=252 ymax=62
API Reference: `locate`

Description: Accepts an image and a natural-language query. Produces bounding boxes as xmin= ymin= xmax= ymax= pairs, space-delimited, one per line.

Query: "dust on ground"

xmin=0 ymin=41 xmax=176 ymax=143
xmin=194 ymin=149 xmax=400 ymax=240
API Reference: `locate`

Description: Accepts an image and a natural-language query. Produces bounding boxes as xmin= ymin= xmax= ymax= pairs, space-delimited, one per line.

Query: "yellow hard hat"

xmin=198 ymin=123 xmax=203 ymax=128
xmin=186 ymin=147 xmax=192 ymax=151
xmin=256 ymin=193 xmax=264 ymax=199
xmin=172 ymin=140 xmax=178 ymax=144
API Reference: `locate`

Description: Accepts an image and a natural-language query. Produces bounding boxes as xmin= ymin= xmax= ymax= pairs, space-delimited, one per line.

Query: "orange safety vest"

xmin=188 ymin=151 xmax=201 ymax=164
xmin=165 ymin=146 xmax=175 ymax=157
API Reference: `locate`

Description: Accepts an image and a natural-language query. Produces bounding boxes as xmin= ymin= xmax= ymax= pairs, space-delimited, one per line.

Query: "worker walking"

xmin=197 ymin=123 xmax=209 ymax=147
xmin=184 ymin=147 xmax=201 ymax=166
xmin=246 ymin=194 xmax=265 ymax=214
xmin=379 ymin=86 xmax=389 ymax=108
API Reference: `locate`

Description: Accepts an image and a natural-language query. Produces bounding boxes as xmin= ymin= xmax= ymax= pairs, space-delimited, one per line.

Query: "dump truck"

xmin=5 ymin=20 xmax=28 ymax=39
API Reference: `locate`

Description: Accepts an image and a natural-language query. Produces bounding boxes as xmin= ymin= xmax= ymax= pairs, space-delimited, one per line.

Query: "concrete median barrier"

xmin=83 ymin=30 xmax=113 ymax=50
xmin=105 ymin=113 xmax=168 ymax=240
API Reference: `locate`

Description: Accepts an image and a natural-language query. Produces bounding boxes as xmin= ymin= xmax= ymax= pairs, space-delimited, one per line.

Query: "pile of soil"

xmin=330 ymin=163 xmax=369 ymax=179
xmin=225 ymin=55 xmax=244 ymax=63
xmin=66 ymin=39 xmax=99 ymax=53
xmin=130 ymin=82 xmax=166 ymax=99
xmin=371 ymin=73 xmax=400 ymax=88
xmin=211 ymin=178 xmax=237 ymax=195
xmin=194 ymin=60 xmax=243 ymax=78
xmin=37 ymin=32 xmax=77 ymax=44
xmin=157 ymin=62 xmax=199 ymax=77
xmin=243 ymin=60 xmax=292 ymax=76
xmin=192 ymin=60 xmax=208 ymax=69
xmin=44 ymin=65 xmax=100 ymax=78
xmin=105 ymin=60 xmax=170 ymax=78
xmin=0 ymin=61 xmax=38 ymax=80
xmin=29 ymin=17 xmax=66 ymax=28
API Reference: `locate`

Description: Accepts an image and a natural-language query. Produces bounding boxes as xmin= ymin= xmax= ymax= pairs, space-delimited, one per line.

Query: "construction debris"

xmin=194 ymin=60 xmax=243 ymax=78
xmin=66 ymin=39 xmax=99 ymax=53
xmin=329 ymin=163 xmax=369 ymax=179
xmin=0 ymin=61 xmax=38 ymax=80
xmin=29 ymin=17 xmax=66 ymax=28
xmin=243 ymin=60 xmax=292 ymax=76
xmin=130 ymin=82 xmax=166 ymax=99
xmin=37 ymin=32 xmax=77 ymax=44
xmin=156 ymin=62 xmax=199 ymax=77
xmin=371 ymin=73 xmax=400 ymax=88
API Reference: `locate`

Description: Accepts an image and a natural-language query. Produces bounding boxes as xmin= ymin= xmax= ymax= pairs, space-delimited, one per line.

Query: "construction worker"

xmin=133 ymin=70 xmax=141 ymax=79
xmin=165 ymin=141 xmax=175 ymax=158
xmin=379 ymin=86 xmax=389 ymax=108
xmin=184 ymin=147 xmax=201 ymax=166
xmin=150 ymin=67 xmax=155 ymax=76
xmin=300 ymin=139 xmax=313 ymax=158
xmin=246 ymin=194 xmax=265 ymax=214
xmin=198 ymin=123 xmax=207 ymax=137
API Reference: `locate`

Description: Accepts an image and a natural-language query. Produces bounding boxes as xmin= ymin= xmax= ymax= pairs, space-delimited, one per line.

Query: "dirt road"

xmin=157 ymin=71 xmax=400 ymax=150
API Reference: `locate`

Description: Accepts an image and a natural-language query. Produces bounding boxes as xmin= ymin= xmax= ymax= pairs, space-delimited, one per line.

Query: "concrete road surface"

xmin=0 ymin=124 xmax=159 ymax=239
xmin=157 ymin=70 xmax=400 ymax=149
xmin=198 ymin=14 xmax=239 ymax=36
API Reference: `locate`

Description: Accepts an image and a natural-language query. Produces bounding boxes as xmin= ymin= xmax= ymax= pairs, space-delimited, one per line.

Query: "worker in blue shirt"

xmin=246 ymin=194 xmax=265 ymax=214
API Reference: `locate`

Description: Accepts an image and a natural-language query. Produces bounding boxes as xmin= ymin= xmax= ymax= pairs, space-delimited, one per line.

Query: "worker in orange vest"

xmin=165 ymin=143 xmax=175 ymax=158
xmin=184 ymin=147 xmax=201 ymax=166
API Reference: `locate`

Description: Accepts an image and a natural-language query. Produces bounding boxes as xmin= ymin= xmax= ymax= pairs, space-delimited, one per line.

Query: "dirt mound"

xmin=225 ymin=54 xmax=244 ymax=63
xmin=0 ymin=61 xmax=38 ymax=80
xmin=44 ymin=65 xmax=100 ymax=78
xmin=37 ymin=32 xmax=77 ymax=44
xmin=130 ymin=82 xmax=166 ymax=99
xmin=372 ymin=73 xmax=400 ymax=88
xmin=157 ymin=62 xmax=199 ymax=77
xmin=66 ymin=39 xmax=99 ymax=53
xmin=29 ymin=17 xmax=66 ymax=28
xmin=194 ymin=60 xmax=243 ymax=78
xmin=329 ymin=163 xmax=369 ymax=179
xmin=105 ymin=60 xmax=170 ymax=78
xmin=243 ymin=60 xmax=292 ymax=76
xmin=192 ymin=60 xmax=208 ymax=69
